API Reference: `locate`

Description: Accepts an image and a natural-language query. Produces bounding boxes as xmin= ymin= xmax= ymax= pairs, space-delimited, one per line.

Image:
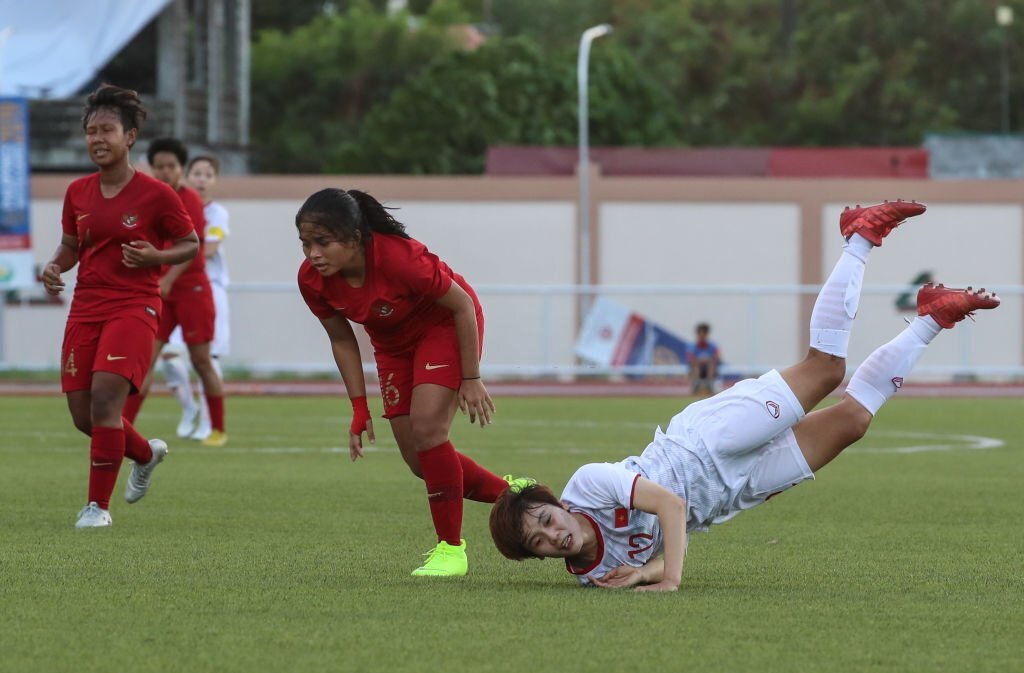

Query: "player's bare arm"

xmin=42 ymin=234 xmax=80 ymax=295
xmin=434 ymin=283 xmax=493 ymax=427
xmin=320 ymin=314 xmax=374 ymax=460
xmin=631 ymin=477 xmax=687 ymax=592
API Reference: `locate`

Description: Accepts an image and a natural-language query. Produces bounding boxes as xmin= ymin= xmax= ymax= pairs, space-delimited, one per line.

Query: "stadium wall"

xmin=11 ymin=173 xmax=1024 ymax=379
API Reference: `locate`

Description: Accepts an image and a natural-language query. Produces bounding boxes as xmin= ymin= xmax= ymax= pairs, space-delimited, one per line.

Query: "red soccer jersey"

xmin=61 ymin=171 xmax=194 ymax=322
xmin=297 ymin=233 xmax=481 ymax=353
xmin=170 ymin=185 xmax=208 ymax=287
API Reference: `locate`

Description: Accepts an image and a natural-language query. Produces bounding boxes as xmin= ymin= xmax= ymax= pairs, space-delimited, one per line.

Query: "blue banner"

xmin=0 ymin=97 xmax=34 ymax=289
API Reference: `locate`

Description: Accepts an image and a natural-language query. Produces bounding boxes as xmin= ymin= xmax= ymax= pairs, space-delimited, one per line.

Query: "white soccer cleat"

xmin=189 ymin=424 xmax=212 ymax=442
xmin=124 ymin=439 xmax=169 ymax=504
xmin=176 ymin=405 xmax=199 ymax=438
xmin=75 ymin=502 xmax=112 ymax=528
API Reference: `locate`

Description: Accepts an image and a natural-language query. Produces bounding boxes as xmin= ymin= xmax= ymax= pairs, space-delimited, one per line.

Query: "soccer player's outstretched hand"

xmin=459 ymin=378 xmax=495 ymax=427
xmin=348 ymin=420 xmax=374 ymax=461
xmin=41 ymin=263 xmax=65 ymax=295
xmin=122 ymin=240 xmax=161 ymax=268
xmin=589 ymin=565 xmax=645 ymax=589
xmin=348 ymin=402 xmax=374 ymax=461
xmin=634 ymin=580 xmax=679 ymax=593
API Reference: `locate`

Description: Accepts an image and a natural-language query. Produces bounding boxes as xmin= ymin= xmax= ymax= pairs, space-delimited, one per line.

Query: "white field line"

xmin=10 ymin=431 xmax=1006 ymax=456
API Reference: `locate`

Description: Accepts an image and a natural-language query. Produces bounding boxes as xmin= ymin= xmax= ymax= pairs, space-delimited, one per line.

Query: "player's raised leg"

xmin=793 ymin=283 xmax=1000 ymax=471
xmin=780 ymin=199 xmax=926 ymax=412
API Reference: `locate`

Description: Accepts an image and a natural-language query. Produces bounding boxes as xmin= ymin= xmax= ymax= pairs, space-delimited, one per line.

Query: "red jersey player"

xmin=296 ymin=188 xmax=531 ymax=577
xmin=41 ymin=84 xmax=199 ymax=528
xmin=124 ymin=138 xmax=228 ymax=446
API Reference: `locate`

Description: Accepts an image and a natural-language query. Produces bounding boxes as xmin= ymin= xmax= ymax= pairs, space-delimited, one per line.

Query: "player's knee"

xmin=843 ymin=400 xmax=872 ymax=442
xmin=89 ymin=394 xmax=122 ymax=425
xmin=409 ymin=416 xmax=448 ymax=451
xmin=71 ymin=414 xmax=92 ymax=436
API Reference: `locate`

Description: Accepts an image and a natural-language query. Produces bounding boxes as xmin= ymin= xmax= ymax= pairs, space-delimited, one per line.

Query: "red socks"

xmin=417 ymin=441 xmax=463 ymax=545
xmin=88 ymin=426 xmax=125 ymax=509
xmin=206 ymin=394 xmax=225 ymax=432
xmin=458 ymin=452 xmax=508 ymax=503
xmin=122 ymin=394 xmax=144 ymax=423
xmin=122 ymin=419 xmax=153 ymax=464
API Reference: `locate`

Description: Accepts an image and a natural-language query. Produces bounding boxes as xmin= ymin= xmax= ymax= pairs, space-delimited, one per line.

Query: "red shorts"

xmin=61 ymin=310 xmax=159 ymax=393
xmin=156 ymin=280 xmax=215 ymax=344
xmin=375 ymin=314 xmax=484 ymax=419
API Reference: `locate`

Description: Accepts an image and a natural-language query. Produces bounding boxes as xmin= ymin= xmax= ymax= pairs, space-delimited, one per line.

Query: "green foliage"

xmin=340 ymin=37 xmax=681 ymax=173
xmin=490 ymin=0 xmax=615 ymax=49
xmin=249 ymin=0 xmax=1024 ymax=172
xmin=250 ymin=2 xmax=455 ymax=171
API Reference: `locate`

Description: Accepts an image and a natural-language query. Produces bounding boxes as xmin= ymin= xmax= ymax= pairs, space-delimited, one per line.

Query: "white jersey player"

xmin=489 ymin=199 xmax=1000 ymax=592
xmin=160 ymin=154 xmax=232 ymax=440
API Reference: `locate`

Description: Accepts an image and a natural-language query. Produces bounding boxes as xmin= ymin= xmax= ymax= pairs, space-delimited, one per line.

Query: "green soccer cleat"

xmin=503 ymin=474 xmax=537 ymax=493
xmin=411 ymin=539 xmax=468 ymax=577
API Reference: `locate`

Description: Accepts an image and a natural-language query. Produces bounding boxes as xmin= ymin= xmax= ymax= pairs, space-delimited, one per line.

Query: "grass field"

xmin=2 ymin=394 xmax=1022 ymax=673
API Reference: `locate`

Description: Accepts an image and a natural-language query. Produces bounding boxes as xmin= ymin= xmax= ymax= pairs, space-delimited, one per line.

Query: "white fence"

xmin=7 ymin=281 xmax=1016 ymax=380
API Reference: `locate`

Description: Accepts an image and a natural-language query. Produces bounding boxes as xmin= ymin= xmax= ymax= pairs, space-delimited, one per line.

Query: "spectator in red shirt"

xmin=124 ymin=138 xmax=228 ymax=447
xmin=41 ymin=84 xmax=199 ymax=528
xmin=296 ymin=188 xmax=530 ymax=577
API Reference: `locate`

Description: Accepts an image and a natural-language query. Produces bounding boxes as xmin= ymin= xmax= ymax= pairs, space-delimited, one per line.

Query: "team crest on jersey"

xmin=121 ymin=212 xmax=140 ymax=228
xmin=371 ymin=300 xmax=394 ymax=317
xmin=765 ymin=400 xmax=781 ymax=419
xmin=614 ymin=508 xmax=629 ymax=528
xmin=891 ymin=376 xmax=904 ymax=391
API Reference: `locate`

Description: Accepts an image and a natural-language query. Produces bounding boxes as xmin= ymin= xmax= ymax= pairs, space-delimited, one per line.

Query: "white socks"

xmin=809 ymin=235 xmax=872 ymax=358
xmin=160 ymin=355 xmax=197 ymax=414
xmin=845 ymin=315 xmax=942 ymax=416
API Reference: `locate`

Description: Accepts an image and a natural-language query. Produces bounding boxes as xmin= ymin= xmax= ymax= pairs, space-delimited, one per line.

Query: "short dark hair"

xmin=187 ymin=154 xmax=220 ymax=174
xmin=489 ymin=483 xmax=562 ymax=560
xmin=82 ymin=84 xmax=147 ymax=142
xmin=147 ymin=137 xmax=188 ymax=167
xmin=696 ymin=323 xmax=711 ymax=334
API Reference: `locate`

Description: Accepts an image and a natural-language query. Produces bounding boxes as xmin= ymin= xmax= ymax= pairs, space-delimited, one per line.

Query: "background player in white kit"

xmin=489 ymin=199 xmax=1000 ymax=592
xmin=159 ymin=155 xmax=231 ymax=440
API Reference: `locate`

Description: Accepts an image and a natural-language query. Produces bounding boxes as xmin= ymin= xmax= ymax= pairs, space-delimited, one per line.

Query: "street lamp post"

xmin=997 ymin=5 xmax=1014 ymax=133
xmin=577 ymin=23 xmax=612 ymax=318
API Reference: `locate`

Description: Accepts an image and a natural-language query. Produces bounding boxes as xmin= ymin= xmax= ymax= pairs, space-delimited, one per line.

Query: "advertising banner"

xmin=0 ymin=97 xmax=34 ymax=290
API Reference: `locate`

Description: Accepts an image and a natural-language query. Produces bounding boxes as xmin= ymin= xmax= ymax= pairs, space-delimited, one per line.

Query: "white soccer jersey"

xmin=560 ymin=462 xmax=664 ymax=586
xmin=203 ymin=201 xmax=230 ymax=287
xmin=560 ymin=370 xmax=815 ymax=586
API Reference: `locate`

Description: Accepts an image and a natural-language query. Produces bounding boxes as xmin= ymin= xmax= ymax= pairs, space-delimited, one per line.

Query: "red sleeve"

xmin=387 ymin=237 xmax=452 ymax=301
xmin=155 ymin=184 xmax=195 ymax=241
xmin=180 ymin=187 xmax=207 ymax=239
xmin=61 ymin=187 xmax=76 ymax=237
xmin=298 ymin=267 xmax=336 ymax=320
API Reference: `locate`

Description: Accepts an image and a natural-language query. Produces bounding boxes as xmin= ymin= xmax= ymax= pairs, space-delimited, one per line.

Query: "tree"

xmin=250 ymin=2 xmax=456 ymax=171
xmin=340 ymin=37 xmax=681 ymax=173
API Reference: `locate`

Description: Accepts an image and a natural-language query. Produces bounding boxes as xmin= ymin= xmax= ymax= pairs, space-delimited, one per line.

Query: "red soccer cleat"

xmin=839 ymin=199 xmax=927 ymax=246
xmin=917 ymin=283 xmax=1001 ymax=329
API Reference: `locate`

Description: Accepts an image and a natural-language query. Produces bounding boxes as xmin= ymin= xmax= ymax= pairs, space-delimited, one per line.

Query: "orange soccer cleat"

xmin=839 ymin=199 xmax=927 ymax=246
xmin=917 ymin=283 xmax=1001 ymax=329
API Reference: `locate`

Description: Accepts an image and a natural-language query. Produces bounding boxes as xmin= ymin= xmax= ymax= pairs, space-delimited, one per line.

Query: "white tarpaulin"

xmin=0 ymin=0 xmax=171 ymax=98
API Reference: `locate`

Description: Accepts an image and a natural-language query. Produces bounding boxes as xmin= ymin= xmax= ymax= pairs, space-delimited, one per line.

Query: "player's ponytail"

xmin=348 ymin=190 xmax=410 ymax=239
xmin=296 ymin=188 xmax=409 ymax=245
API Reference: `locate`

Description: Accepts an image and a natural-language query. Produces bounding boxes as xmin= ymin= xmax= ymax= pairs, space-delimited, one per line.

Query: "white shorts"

xmin=211 ymin=283 xmax=230 ymax=357
xmin=668 ymin=369 xmax=815 ymax=523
